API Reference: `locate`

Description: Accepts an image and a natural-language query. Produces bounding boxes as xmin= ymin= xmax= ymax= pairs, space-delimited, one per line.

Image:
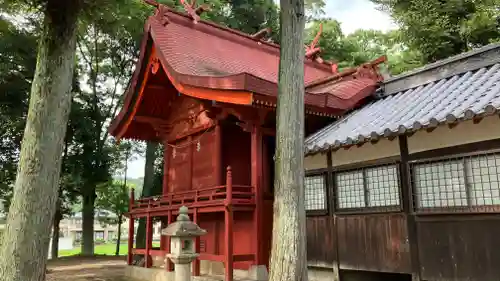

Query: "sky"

xmin=125 ymin=0 xmax=396 ymax=179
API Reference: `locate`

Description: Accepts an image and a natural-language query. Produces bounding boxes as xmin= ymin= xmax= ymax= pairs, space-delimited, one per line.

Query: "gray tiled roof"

xmin=305 ymin=62 xmax=500 ymax=154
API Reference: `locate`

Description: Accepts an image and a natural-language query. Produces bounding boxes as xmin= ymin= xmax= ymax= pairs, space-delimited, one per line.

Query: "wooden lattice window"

xmin=305 ymin=175 xmax=326 ymax=211
xmin=365 ymin=165 xmax=400 ymax=207
xmin=337 ymin=170 xmax=365 ymax=208
xmin=336 ymin=164 xmax=400 ymax=209
xmin=412 ymin=152 xmax=500 ymax=210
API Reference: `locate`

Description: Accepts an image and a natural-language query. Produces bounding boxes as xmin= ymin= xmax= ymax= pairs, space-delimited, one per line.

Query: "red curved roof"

xmin=109 ymin=5 xmax=386 ymax=139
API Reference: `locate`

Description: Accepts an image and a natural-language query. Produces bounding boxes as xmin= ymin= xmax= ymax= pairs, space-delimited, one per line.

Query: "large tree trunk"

xmin=134 ymin=142 xmax=157 ymax=263
xmin=81 ymin=190 xmax=95 ymax=256
xmin=0 ymin=1 xmax=81 ymax=280
xmin=116 ymin=215 xmax=123 ymax=256
xmin=268 ymin=0 xmax=307 ymax=281
xmin=51 ymin=211 xmax=62 ymax=259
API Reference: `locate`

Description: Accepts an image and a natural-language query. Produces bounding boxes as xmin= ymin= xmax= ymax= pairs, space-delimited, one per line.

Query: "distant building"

xmin=59 ymin=210 xmax=162 ymax=242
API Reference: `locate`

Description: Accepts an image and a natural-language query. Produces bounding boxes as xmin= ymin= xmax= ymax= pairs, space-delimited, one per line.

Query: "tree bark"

xmin=134 ymin=142 xmax=157 ymax=262
xmin=116 ymin=215 xmax=123 ymax=256
xmin=0 ymin=1 xmax=81 ymax=280
xmin=81 ymin=190 xmax=95 ymax=256
xmin=269 ymin=0 xmax=307 ymax=281
xmin=51 ymin=211 xmax=62 ymax=259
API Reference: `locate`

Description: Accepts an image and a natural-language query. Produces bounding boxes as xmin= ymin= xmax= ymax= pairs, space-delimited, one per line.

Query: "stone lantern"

xmin=162 ymin=206 xmax=207 ymax=281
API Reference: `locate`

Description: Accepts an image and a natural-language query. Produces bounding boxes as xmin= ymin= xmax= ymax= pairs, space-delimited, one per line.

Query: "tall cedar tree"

xmin=268 ymin=0 xmax=308 ymax=280
xmin=0 ymin=0 xmax=82 ymax=280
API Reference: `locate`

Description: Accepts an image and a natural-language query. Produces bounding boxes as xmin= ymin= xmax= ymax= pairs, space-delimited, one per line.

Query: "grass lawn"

xmin=59 ymin=242 xmax=161 ymax=257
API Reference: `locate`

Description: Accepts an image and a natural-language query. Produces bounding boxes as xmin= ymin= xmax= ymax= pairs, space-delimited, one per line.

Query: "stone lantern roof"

xmin=161 ymin=206 xmax=207 ymax=237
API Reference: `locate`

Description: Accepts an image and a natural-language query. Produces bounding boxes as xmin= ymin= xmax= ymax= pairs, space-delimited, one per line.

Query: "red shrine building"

xmin=109 ymin=2 xmax=385 ymax=281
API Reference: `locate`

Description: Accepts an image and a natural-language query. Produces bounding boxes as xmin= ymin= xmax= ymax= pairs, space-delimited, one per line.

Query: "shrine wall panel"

xmin=167 ymin=138 xmax=191 ymax=192
xmin=192 ymin=129 xmax=216 ymax=189
xmin=336 ymin=213 xmax=411 ymax=274
xmin=198 ymin=212 xmax=254 ymax=270
xmin=221 ymin=122 xmax=251 ymax=186
xmin=198 ymin=213 xmax=223 ymax=255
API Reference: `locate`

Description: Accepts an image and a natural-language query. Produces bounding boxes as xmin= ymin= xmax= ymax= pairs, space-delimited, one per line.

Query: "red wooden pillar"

xmin=161 ymin=143 xmax=170 ymax=255
xmin=188 ymin=135 xmax=193 ymax=190
xmin=165 ymin=210 xmax=173 ymax=271
xmin=145 ymin=207 xmax=153 ymax=268
xmin=225 ymin=167 xmax=234 ymax=281
xmin=251 ymin=124 xmax=264 ymax=265
xmin=193 ymin=208 xmax=200 ymax=276
xmin=162 ymin=143 xmax=170 ymax=195
xmin=214 ymin=122 xmax=222 ymax=185
xmin=127 ymin=188 xmax=135 ymax=265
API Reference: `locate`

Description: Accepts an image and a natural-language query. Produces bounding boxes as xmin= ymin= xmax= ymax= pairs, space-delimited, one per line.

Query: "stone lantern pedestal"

xmin=162 ymin=206 xmax=207 ymax=281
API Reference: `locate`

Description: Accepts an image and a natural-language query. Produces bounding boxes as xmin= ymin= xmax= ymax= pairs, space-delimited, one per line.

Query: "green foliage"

xmin=305 ymin=19 xmax=423 ymax=75
xmin=371 ymin=0 xmax=500 ymax=63
xmin=95 ymin=180 xmax=130 ymax=223
xmin=0 ymin=16 xmax=37 ymax=206
xmin=305 ymin=0 xmax=326 ymax=20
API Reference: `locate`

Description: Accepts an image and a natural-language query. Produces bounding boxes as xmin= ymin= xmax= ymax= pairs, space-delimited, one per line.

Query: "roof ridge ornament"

xmin=252 ymin=28 xmax=271 ymax=41
xmin=143 ymin=0 xmax=170 ymax=26
xmin=179 ymin=0 xmax=210 ymax=23
xmin=305 ymin=23 xmax=323 ymax=63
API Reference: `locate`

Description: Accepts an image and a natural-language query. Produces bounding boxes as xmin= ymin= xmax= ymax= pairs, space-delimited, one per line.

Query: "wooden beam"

xmin=225 ymin=168 xmax=234 ymax=281
xmin=162 ymin=143 xmax=170 ymax=196
xmin=398 ymin=135 xmax=422 ymax=281
xmin=193 ymin=208 xmax=200 ymax=276
xmin=326 ymin=151 xmax=340 ymax=281
xmin=165 ymin=210 xmax=173 ymax=271
xmin=127 ymin=215 xmax=135 ymax=265
xmin=188 ymin=135 xmax=193 ymax=190
xmin=214 ymin=122 xmax=222 ymax=185
xmin=145 ymin=212 xmax=153 ymax=268
xmin=251 ymin=124 xmax=264 ymax=265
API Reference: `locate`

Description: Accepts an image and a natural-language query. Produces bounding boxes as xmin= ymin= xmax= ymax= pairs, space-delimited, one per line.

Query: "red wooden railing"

xmin=131 ymin=184 xmax=254 ymax=212
xmin=126 ymin=167 xmax=255 ymax=281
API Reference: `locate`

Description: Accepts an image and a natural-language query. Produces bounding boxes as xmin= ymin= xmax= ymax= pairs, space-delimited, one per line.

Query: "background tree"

xmin=95 ymin=180 xmax=130 ymax=256
xmin=0 ymin=16 xmax=37 ymax=210
xmin=305 ymin=20 xmax=423 ymax=75
xmin=133 ymin=142 xmax=160 ymax=263
xmin=0 ymin=0 xmax=83 ymax=280
xmin=75 ymin=0 xmax=150 ymax=255
xmin=268 ymin=0 xmax=308 ymax=281
xmin=371 ymin=0 xmax=500 ymax=63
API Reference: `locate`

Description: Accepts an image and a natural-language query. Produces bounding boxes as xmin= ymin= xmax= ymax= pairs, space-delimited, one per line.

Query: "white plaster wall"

xmin=305 ymin=139 xmax=400 ymax=170
xmin=331 ymin=138 xmax=400 ymax=167
xmin=408 ymin=115 xmax=500 ymax=154
xmin=304 ymin=153 xmax=328 ymax=171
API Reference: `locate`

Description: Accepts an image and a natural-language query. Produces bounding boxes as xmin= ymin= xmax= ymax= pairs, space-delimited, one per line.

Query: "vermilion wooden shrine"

xmin=108 ymin=2 xmax=385 ymax=281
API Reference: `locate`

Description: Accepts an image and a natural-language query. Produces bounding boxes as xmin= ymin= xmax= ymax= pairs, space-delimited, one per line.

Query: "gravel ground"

xmin=46 ymin=256 xmax=129 ymax=281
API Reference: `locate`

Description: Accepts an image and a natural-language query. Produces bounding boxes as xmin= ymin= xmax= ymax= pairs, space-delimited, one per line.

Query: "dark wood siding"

xmin=306 ymin=216 xmax=336 ymax=265
xmin=417 ymin=215 xmax=500 ymax=281
xmin=336 ymin=213 xmax=411 ymax=274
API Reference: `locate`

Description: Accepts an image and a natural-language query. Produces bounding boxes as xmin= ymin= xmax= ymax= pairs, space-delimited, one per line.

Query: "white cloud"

xmin=127 ymin=157 xmax=146 ymax=179
xmin=324 ymin=0 xmax=397 ymax=34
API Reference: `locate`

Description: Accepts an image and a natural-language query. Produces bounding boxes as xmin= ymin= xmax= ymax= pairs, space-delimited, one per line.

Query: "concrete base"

xmin=308 ymin=267 xmax=338 ymax=281
xmin=125 ymin=266 xmax=174 ymax=281
xmin=125 ymin=262 xmax=338 ymax=281
xmin=247 ymin=265 xmax=268 ymax=281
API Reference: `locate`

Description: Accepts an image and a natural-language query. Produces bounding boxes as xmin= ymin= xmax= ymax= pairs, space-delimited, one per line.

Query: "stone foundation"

xmin=125 ymin=261 xmax=336 ymax=281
